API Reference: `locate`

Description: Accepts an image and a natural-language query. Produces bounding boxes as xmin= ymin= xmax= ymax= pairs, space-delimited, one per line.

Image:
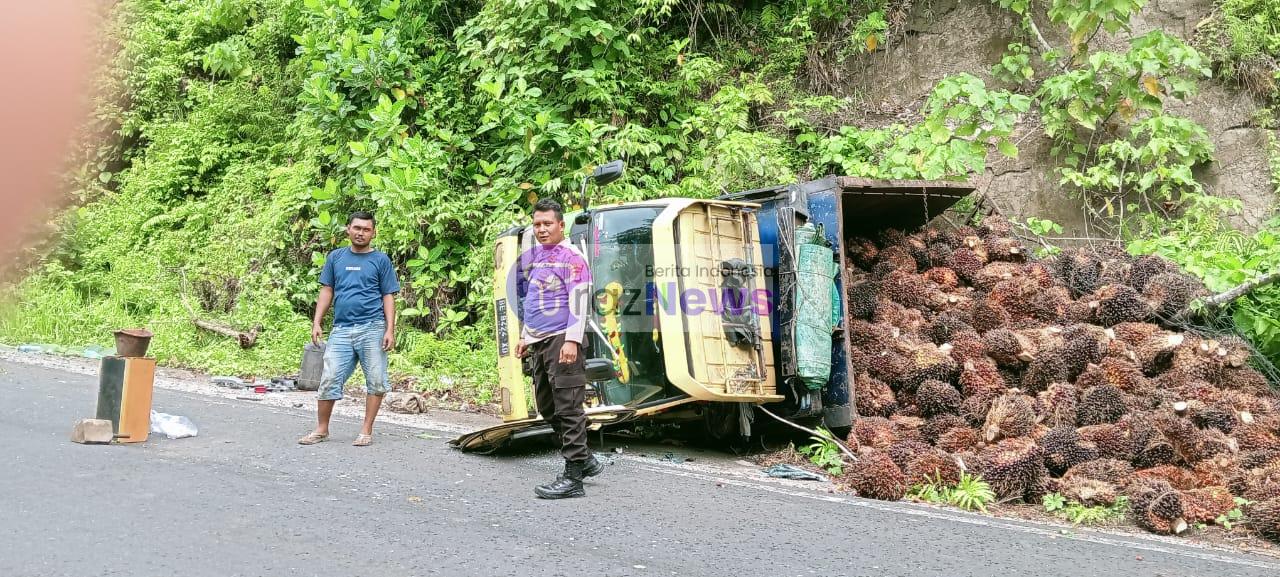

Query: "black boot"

xmin=581 ymin=454 xmax=604 ymax=478
xmin=550 ymin=455 xmax=602 ymax=480
xmin=535 ymin=460 xmax=586 ymax=499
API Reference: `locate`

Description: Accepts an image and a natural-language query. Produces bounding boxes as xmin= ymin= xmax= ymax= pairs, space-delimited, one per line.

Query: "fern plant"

xmin=948 ymin=473 xmax=997 ymax=513
xmin=908 ymin=472 xmax=996 ymax=513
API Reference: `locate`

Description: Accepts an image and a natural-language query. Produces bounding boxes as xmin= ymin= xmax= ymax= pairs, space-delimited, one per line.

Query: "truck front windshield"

xmin=587 ymin=207 xmax=672 ymax=406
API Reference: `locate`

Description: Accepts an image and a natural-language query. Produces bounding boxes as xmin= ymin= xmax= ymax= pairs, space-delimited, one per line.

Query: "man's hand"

xmin=516 ymin=340 xmax=528 ymax=358
xmin=558 ymin=341 xmax=579 ymax=364
xmin=311 ymin=323 xmax=324 ymax=346
xmin=382 ymin=329 xmax=395 ymax=352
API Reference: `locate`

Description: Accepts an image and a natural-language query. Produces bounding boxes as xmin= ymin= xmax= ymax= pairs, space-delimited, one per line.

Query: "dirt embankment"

xmin=830 ymin=0 xmax=1277 ymax=235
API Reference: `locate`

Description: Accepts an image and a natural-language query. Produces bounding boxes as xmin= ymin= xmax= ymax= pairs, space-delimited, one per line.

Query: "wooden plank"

xmin=117 ymin=357 xmax=156 ymax=443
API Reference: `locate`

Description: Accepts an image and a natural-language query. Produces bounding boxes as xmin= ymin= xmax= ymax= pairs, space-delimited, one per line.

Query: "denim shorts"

xmin=318 ymin=319 xmax=390 ymax=400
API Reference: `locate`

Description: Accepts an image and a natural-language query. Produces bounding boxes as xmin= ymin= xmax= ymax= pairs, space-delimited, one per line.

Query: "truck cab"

xmin=453 ymin=177 xmax=974 ymax=452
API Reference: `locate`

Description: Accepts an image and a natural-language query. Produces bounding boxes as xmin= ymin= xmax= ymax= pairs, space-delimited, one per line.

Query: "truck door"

xmin=651 ymin=200 xmax=780 ymax=402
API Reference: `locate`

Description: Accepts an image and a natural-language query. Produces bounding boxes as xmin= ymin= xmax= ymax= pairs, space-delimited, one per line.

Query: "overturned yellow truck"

xmin=452 ymin=172 xmax=973 ymax=452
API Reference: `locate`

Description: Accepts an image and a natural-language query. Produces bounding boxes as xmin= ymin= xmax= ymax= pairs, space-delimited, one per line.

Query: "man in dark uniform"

xmin=516 ymin=199 xmax=603 ymax=499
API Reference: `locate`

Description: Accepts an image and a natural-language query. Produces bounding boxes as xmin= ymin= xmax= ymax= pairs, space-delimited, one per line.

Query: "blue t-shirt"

xmin=319 ymin=247 xmax=400 ymax=327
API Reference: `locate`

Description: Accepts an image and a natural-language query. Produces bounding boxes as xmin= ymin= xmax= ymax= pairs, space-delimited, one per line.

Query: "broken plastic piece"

xmin=763 ymin=464 xmax=826 ymax=481
xmin=149 ymin=411 xmax=198 ymax=439
xmin=211 ymin=376 xmax=246 ymax=388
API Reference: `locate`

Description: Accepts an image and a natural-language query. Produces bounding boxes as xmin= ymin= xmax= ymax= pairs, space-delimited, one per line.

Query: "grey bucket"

xmin=297 ymin=342 xmax=325 ymax=391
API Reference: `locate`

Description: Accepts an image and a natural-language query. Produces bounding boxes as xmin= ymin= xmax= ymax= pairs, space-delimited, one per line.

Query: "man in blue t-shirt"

xmin=298 ymin=211 xmax=400 ymax=447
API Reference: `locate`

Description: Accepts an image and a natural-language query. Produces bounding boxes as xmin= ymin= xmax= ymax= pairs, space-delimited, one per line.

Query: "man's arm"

xmin=314 ymin=251 xmax=336 ymax=345
xmin=312 ymin=286 xmax=333 ymax=345
xmin=516 ymin=250 xmax=531 ymax=357
xmin=381 ymin=293 xmax=395 ymax=351
xmin=564 ymin=282 xmax=589 ymax=346
xmin=560 ymin=251 xmax=591 ymax=363
xmin=379 ymin=255 xmax=400 ymax=351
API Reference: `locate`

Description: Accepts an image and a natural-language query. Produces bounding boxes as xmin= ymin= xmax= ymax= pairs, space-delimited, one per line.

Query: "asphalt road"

xmin=3 ymin=361 xmax=1280 ymax=577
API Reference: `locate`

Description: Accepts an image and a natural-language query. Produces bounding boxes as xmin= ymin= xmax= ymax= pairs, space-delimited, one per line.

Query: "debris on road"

xmin=658 ymin=451 xmax=689 ymax=463
xmin=212 ymin=376 xmax=247 ymax=388
xmin=269 ymin=377 xmax=297 ymax=391
xmin=70 ymin=418 xmax=114 ymax=444
xmin=150 ymin=411 xmax=198 ymax=439
xmin=763 ymin=464 xmax=827 ymax=482
xmin=213 ymin=375 xmax=296 ymax=393
xmin=387 ymin=391 xmax=430 ymax=414
xmin=17 ymin=343 xmax=116 ymax=358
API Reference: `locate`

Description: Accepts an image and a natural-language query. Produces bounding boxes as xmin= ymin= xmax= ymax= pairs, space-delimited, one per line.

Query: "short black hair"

xmin=347 ymin=210 xmax=376 ymax=226
xmin=532 ymin=199 xmax=563 ymax=222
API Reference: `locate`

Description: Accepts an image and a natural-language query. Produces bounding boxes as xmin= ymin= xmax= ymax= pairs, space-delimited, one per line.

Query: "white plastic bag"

xmin=150 ymin=410 xmax=198 ymax=439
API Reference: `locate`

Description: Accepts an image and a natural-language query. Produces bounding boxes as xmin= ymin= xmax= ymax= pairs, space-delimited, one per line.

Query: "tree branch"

xmin=757 ymin=405 xmax=859 ymax=463
xmin=179 ymin=267 xmax=261 ymax=348
xmin=1200 ymin=271 xmax=1280 ymax=310
xmin=1174 ymin=270 xmax=1280 ymax=322
xmin=193 ymin=320 xmax=263 ymax=349
xmin=1025 ymin=13 xmax=1067 ymax=72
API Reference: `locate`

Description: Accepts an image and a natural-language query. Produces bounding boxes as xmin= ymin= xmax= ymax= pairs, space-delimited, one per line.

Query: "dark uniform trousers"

xmin=527 ymin=333 xmax=591 ymax=462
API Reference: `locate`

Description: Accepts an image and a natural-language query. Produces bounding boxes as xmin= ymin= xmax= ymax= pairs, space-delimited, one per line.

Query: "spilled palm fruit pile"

xmin=838 ymin=219 xmax=1280 ymax=540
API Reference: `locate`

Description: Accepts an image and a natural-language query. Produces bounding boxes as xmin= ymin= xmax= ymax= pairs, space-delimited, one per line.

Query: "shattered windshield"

xmin=586 ymin=207 xmax=675 ymax=406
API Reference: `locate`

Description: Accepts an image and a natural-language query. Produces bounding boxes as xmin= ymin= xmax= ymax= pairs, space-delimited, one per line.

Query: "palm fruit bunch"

xmin=837 ymin=219 xmax=1280 ymax=541
xmin=842 ymin=448 xmax=909 ymax=501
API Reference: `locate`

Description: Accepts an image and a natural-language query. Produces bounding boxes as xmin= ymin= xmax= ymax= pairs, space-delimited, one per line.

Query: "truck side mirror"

xmin=577 ymin=160 xmax=625 ymax=211
xmin=584 ymin=358 xmax=617 ymax=382
xmin=592 ymin=160 xmax=625 ymax=187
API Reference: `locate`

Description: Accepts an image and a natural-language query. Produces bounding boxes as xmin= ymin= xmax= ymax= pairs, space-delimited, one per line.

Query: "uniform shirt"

xmin=519 ymin=239 xmax=591 ymax=345
xmin=319 ymin=247 xmax=400 ymax=327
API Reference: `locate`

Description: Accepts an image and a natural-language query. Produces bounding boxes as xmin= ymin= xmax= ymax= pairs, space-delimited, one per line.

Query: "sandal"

xmin=297 ymin=432 xmax=329 ymax=445
xmin=352 ymin=434 xmax=373 ymax=447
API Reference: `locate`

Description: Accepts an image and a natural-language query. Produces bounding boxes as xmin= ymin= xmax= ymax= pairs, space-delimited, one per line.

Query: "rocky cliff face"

xmin=836 ymin=0 xmax=1276 ymax=234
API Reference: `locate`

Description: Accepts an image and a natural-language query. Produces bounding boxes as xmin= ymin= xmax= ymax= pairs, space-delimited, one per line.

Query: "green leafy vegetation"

xmin=0 ymin=0 xmax=1019 ymax=394
xmin=1215 ymin=497 xmax=1252 ymax=530
xmin=798 ymin=428 xmax=846 ymax=476
xmin=908 ymin=472 xmax=997 ymax=513
xmin=984 ymin=0 xmax=1279 ymax=369
xmin=1198 ymin=0 xmax=1280 ymax=98
xmin=992 ymin=42 xmax=1036 ymax=85
xmin=1127 ymin=197 xmax=1280 ymax=361
xmin=1036 ymin=30 xmax=1214 ymax=233
xmin=3 ymin=0 xmax=1277 ymax=396
xmin=815 ymin=74 xmax=1031 ymax=179
xmin=1043 ymin=492 xmax=1130 ymax=525
xmin=988 ymin=1 xmax=1221 ymax=238
xmin=1023 ymin=217 xmax=1065 ymax=257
